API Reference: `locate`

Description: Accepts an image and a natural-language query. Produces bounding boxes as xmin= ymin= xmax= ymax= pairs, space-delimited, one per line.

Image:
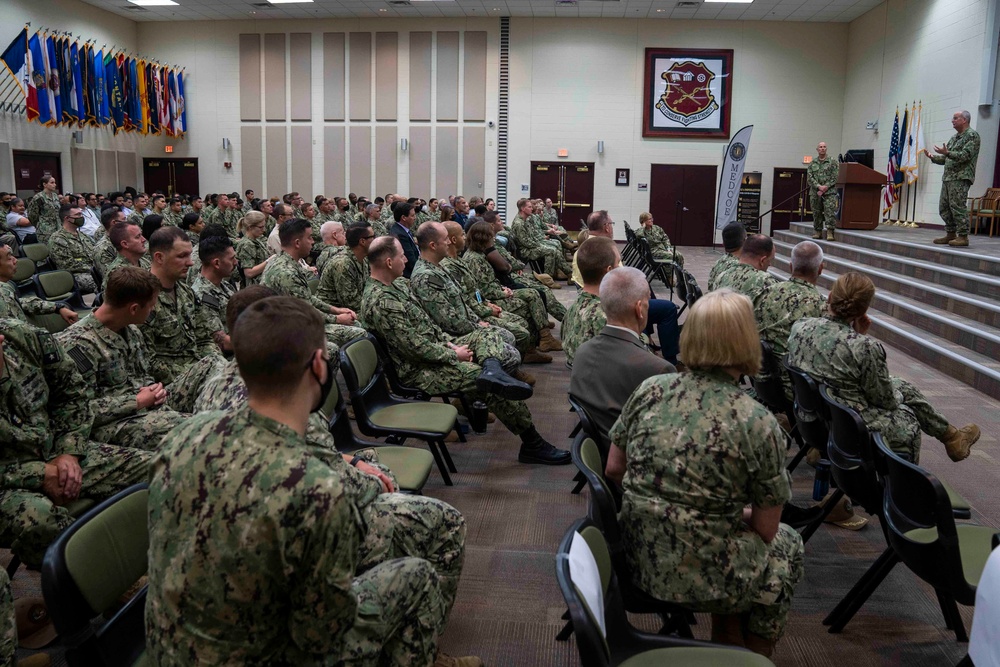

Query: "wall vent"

xmin=496 ymin=16 xmax=510 ymax=220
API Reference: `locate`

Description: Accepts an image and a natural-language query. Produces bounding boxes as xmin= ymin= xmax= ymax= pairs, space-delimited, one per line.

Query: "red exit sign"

xmin=165 ymin=146 xmax=174 ymax=154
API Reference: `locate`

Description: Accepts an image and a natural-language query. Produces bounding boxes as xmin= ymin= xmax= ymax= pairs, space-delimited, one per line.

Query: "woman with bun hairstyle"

xmin=786 ymin=271 xmax=979 ymax=462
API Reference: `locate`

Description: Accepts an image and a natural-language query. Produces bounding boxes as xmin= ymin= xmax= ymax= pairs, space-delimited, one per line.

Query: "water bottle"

xmin=469 ymin=400 xmax=489 ymax=434
xmin=812 ymin=460 xmax=831 ymax=501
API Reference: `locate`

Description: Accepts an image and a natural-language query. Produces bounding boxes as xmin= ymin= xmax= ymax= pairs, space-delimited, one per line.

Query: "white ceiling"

xmin=80 ymin=0 xmax=883 ymax=22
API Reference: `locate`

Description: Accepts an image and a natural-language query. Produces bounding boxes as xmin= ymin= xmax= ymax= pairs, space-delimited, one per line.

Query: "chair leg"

xmin=786 ymin=445 xmax=810 ymax=473
xmin=427 ymin=442 xmax=453 ymax=486
xmin=5 ymin=555 xmax=20 ymax=579
xmin=571 ymin=471 xmax=586 ymax=495
xmin=936 ymin=590 xmax=969 ymax=642
xmin=800 ymin=489 xmax=844 ymax=543
xmin=438 ymin=439 xmax=458 ymax=473
xmin=824 ymin=547 xmax=899 ymax=632
xmin=955 ymin=654 xmax=973 ymax=667
xmin=568 ymin=421 xmax=582 ymax=439
xmin=658 ymin=611 xmax=694 ymax=638
xmin=556 ymin=617 xmax=574 ymax=641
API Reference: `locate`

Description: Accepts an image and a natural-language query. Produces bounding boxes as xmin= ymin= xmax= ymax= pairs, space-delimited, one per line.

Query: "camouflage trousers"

xmin=863 ymin=376 xmax=949 ymax=463
xmin=163 ymin=354 xmax=228 ymax=413
xmin=514 ymin=275 xmax=567 ymax=322
xmin=91 ymin=408 xmax=191 ymax=451
xmin=359 ymin=494 xmax=466 ymax=620
xmin=810 ymin=191 xmax=839 ymax=232
xmin=692 ymin=524 xmax=804 ymax=641
xmin=0 ymin=443 xmax=152 ymax=568
xmin=340 ymin=557 xmax=446 ymax=667
xmin=939 ymin=179 xmax=972 ymax=235
xmin=0 ymin=569 xmax=13 ymax=667
xmin=454 ymin=326 xmax=519 ymax=373
xmin=325 ymin=323 xmax=369 ymax=349
xmin=653 ymin=248 xmax=685 ymax=269
xmin=521 ymin=244 xmax=572 ymax=278
xmin=74 ymin=272 xmax=97 ymax=295
xmin=150 ymin=349 xmax=226 ymax=387
xmin=499 ymin=290 xmax=548 ymax=336
xmin=486 ymin=310 xmax=533 ymax=352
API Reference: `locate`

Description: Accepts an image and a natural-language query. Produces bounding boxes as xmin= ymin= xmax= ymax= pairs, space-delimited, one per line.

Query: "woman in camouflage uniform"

xmin=235 ymin=211 xmax=270 ymax=285
xmin=606 ymin=289 xmax=803 ymax=657
xmin=635 ymin=211 xmax=684 ymax=267
xmin=25 ymin=176 xmax=61 ymax=244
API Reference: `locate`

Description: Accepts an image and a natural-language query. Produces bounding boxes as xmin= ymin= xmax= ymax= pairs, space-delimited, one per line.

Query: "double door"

xmin=12 ymin=151 xmax=62 ymax=200
xmin=529 ymin=162 xmax=595 ymax=231
xmin=143 ymin=158 xmax=200 ymax=197
xmin=648 ymin=164 xmax=717 ymax=247
xmin=770 ymin=168 xmax=812 ymax=232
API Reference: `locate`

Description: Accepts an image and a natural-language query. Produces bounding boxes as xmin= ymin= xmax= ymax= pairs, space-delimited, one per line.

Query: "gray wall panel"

xmin=240 ymin=126 xmax=263 ymax=196
xmin=290 ymin=126 xmax=312 ymax=196
xmin=117 ymin=152 xmax=137 ymax=191
xmin=436 ymin=32 xmax=459 ymax=121
xmin=349 ymin=33 xmax=372 ymax=121
xmin=375 ymin=32 xmax=398 ymax=121
xmin=323 ymin=33 xmax=346 ymax=121
xmin=462 ymin=127 xmax=485 ymax=198
xmin=239 ymin=34 xmax=262 ymax=121
xmin=71 ymin=147 xmax=95 ymax=194
xmin=409 ymin=32 xmax=432 ymax=122
xmin=375 ymin=126 xmax=397 ymax=196
xmin=463 ymin=32 xmax=487 ymax=121
xmin=435 ymin=127 xmax=458 ymax=196
xmin=409 ymin=127 xmax=431 ymax=199
xmin=324 ymin=126 xmax=346 ymax=195
xmin=265 ymin=126 xmax=288 ymax=195
xmin=95 ymin=150 xmax=117 ymax=194
xmin=263 ymin=33 xmax=287 ymax=121
xmin=349 ymin=126 xmax=371 ymax=194
xmin=289 ymin=33 xmax=312 ymax=121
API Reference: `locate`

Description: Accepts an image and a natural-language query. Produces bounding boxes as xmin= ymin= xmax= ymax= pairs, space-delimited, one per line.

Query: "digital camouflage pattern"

xmin=930 ymin=128 xmax=981 ymax=235
xmin=101 ymin=254 xmax=151 ymax=290
xmin=0 ymin=317 xmax=151 ymax=567
xmin=0 ymin=280 xmax=61 ymax=322
xmin=146 ymin=406 xmax=447 ymax=666
xmin=161 ymin=210 xmax=184 ymax=228
xmin=787 ymin=315 xmax=949 ymax=461
xmin=754 ymin=277 xmax=827 ymax=401
xmin=361 ymin=277 xmax=532 ymax=435
xmin=707 ymin=253 xmax=740 ymax=293
xmin=609 ymin=369 xmax=803 ymax=641
xmin=561 ymin=291 xmax=605 ymax=366
xmin=318 ymin=251 xmax=369 ymax=312
xmin=441 ymin=255 xmax=533 ymax=351
xmin=316 ymin=243 xmax=348 ymax=275
xmin=234 ymin=236 xmax=269 ymax=286
xmin=508 ymin=215 xmax=572 ymax=277
xmin=191 ymin=274 xmax=238 ymax=334
xmin=139 ymin=279 xmax=224 ymax=385
xmin=92 ymin=234 xmax=117 ymax=278
xmin=494 ymin=244 xmax=566 ymax=321
xmin=48 ymin=228 xmax=98 ymax=293
xmin=0 ymin=568 xmax=13 ymax=666
xmin=25 ymin=191 xmax=60 ymax=244
xmin=711 ymin=262 xmax=778 ymax=306
xmin=463 ymin=249 xmax=552 ymax=331
xmin=635 ymin=224 xmax=685 ymax=267
xmin=205 ymin=206 xmax=240 ymax=238
xmin=807 ymin=155 xmax=840 ymax=233
xmin=56 ymin=314 xmax=190 ymax=451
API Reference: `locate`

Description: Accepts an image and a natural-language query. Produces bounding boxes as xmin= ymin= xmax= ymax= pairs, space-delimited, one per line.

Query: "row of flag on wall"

xmin=0 ymin=27 xmax=186 ymax=137
xmin=882 ymin=101 xmax=924 ymax=214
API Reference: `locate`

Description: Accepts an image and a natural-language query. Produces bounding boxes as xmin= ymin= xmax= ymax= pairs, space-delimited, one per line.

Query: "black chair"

xmin=753 ymin=341 xmax=805 ymax=462
xmin=32 ymin=270 xmax=89 ymax=311
xmin=876 ymin=433 xmax=998 ymax=642
xmin=567 ymin=394 xmax=604 ymax=496
xmin=41 ymin=484 xmax=148 ymax=667
xmin=20 ymin=243 xmax=54 ymax=272
xmin=556 ymin=518 xmax=774 ymax=667
xmin=783 ymin=359 xmax=830 ymax=460
xmin=620 ymin=221 xmax=642 ymax=268
xmin=339 ymin=336 xmax=460 ymax=486
xmin=670 ymin=264 xmax=702 ymax=317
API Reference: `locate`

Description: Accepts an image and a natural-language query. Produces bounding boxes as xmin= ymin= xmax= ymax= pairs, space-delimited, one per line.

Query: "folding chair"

xmin=33 ymin=270 xmax=88 ymax=311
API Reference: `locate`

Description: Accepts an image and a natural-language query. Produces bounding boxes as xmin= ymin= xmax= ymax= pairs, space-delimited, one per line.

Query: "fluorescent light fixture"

xmin=408 ymin=0 xmax=456 ymax=3
xmin=704 ymin=0 xmax=753 ymax=3
xmin=127 ymin=0 xmax=178 ymax=6
xmin=266 ymin=0 xmax=314 ymax=4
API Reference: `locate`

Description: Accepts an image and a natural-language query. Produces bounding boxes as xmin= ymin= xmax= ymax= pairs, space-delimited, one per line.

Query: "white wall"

xmin=841 ymin=0 xmax=998 ymax=226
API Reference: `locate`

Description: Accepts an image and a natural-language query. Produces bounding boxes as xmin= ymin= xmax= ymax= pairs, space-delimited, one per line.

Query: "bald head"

xmin=416 ymin=221 xmax=447 ymax=250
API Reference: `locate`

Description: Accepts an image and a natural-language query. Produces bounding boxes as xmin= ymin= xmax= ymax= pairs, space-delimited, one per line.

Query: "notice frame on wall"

xmin=642 ymin=48 xmax=734 ymax=140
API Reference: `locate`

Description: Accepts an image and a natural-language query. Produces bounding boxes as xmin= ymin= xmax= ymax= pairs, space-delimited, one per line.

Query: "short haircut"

xmin=273 ymin=202 xmax=290 ymax=218
xmin=168 ymin=196 xmax=182 ymax=207
xmin=741 ymin=234 xmax=774 ymax=260
xmin=320 ymin=220 xmax=343 ymax=239
xmin=101 ymin=206 xmax=122 ymax=228
xmin=181 ymin=212 xmax=202 ymax=230
xmin=59 ymin=203 xmax=76 ymax=220
xmin=393 ymin=202 xmax=414 ymax=223
xmin=577 ymin=236 xmax=619 ymax=285
xmin=199 ymin=235 xmax=234 ymax=264
xmin=482 ymin=211 xmax=498 ymax=225
xmin=109 ymin=221 xmax=139 ymax=250
xmin=416 ymin=222 xmax=445 ymax=250
xmin=245 ymin=189 xmax=254 ymax=196
xmin=365 ymin=203 xmax=380 ymax=216
xmin=790 ymin=241 xmax=824 ymax=277
xmin=226 ymin=285 xmax=277 ymax=335
xmin=300 ymin=202 xmax=315 ymax=214
xmin=474 ymin=204 xmax=488 ymax=216
xmin=516 ymin=198 xmax=529 ymax=210
xmin=466 ymin=221 xmax=495 ymax=253
xmin=279 ymin=218 xmax=312 ymax=246
xmin=586 ymin=210 xmax=611 ymax=232
xmin=828 ymin=271 xmax=875 ymax=321
xmin=599 ymin=266 xmax=650 ymax=322
xmin=148 ymin=226 xmax=191 ymax=255
xmin=201 ymin=223 xmax=230 ymax=241
xmin=346 ymin=222 xmax=372 ymax=248
xmin=151 ymin=194 xmax=165 ymax=206
xmin=722 ymin=222 xmax=747 ymax=252
xmin=960 ymin=109 xmax=972 ymax=123
xmin=367 ymin=235 xmax=400 ymax=267
xmin=104 ymin=265 xmax=160 ymax=309
xmin=681 ymin=289 xmax=761 ymax=376
xmin=142 ymin=214 xmax=164 ymax=241
xmin=233 ymin=296 xmax=326 ymax=397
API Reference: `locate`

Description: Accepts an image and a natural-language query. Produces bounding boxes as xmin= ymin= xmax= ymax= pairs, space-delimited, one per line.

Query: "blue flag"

xmin=45 ymin=35 xmax=62 ymax=123
xmin=105 ymin=51 xmax=123 ymax=132
xmin=94 ymin=48 xmax=108 ymax=125
xmin=71 ymin=42 xmax=84 ymax=125
xmin=894 ymin=107 xmax=908 ymax=187
xmin=1 ymin=28 xmax=29 ymax=109
xmin=28 ymin=33 xmax=51 ymax=124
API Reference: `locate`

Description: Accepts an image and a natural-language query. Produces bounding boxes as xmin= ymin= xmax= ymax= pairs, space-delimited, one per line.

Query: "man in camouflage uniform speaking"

xmin=925 ymin=109 xmax=981 ymax=247
xmin=807 ymin=141 xmax=840 ymax=241
xmin=146 ymin=296 xmax=479 ymax=666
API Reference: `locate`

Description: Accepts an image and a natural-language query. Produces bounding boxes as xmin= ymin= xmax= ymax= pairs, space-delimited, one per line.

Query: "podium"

xmin=835 ymin=163 xmax=885 ymax=230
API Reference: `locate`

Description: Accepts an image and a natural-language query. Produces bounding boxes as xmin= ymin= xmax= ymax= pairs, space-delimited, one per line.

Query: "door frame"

xmin=12 ymin=150 xmax=63 ymax=197
xmin=529 ymin=161 xmax=595 ymax=231
xmin=142 ymin=157 xmax=200 ymax=197
xmin=770 ymin=167 xmax=811 ymax=233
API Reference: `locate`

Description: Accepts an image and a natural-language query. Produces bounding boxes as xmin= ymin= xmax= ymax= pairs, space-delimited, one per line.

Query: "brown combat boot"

xmin=538 ymin=328 xmax=563 ymax=352
xmin=941 ymin=424 xmax=981 ymax=461
xmin=744 ymin=632 xmax=777 ymax=658
xmin=948 ymin=235 xmax=970 ymax=247
xmin=933 ymin=231 xmax=957 ymax=244
xmin=826 ymin=230 xmax=835 ymax=241
xmin=522 ymin=348 xmax=552 ymax=364
xmin=811 ymin=230 xmax=823 ymax=239
xmin=512 ymin=368 xmax=537 ymax=386
xmin=710 ymin=614 xmax=745 ymax=648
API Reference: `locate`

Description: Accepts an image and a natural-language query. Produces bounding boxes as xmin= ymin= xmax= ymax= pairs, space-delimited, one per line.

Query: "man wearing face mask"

xmin=48 ymin=204 xmax=99 ymax=294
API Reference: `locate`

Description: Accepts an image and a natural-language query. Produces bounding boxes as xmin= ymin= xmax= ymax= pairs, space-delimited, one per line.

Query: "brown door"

xmin=143 ymin=158 xmax=200 ymax=198
xmin=529 ymin=161 xmax=594 ymax=231
xmin=770 ymin=168 xmax=811 ymax=232
xmin=12 ymin=151 xmax=62 ymax=200
xmin=648 ymin=164 xmax=717 ymax=247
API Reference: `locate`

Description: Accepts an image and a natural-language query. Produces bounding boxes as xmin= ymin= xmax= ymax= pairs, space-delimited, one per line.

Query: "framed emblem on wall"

xmin=642 ymin=48 xmax=734 ymax=139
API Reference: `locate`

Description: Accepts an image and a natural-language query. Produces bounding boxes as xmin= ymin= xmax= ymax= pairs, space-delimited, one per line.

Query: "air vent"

xmin=556 ymin=0 xmax=577 ymax=5
xmin=250 ymin=2 xmax=277 ymax=7
xmin=122 ymin=5 xmax=149 ymax=10
xmin=677 ymin=1 xmax=699 ymax=6
xmin=388 ymin=1 xmax=412 ymax=6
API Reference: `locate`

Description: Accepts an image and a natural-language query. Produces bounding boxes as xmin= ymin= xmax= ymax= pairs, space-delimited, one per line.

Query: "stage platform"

xmin=771 ymin=222 xmax=1000 ymax=398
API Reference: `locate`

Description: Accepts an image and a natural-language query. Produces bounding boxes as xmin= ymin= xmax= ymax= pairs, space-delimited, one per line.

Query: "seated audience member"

xmin=48 ymin=203 xmax=98 ymax=294
xmin=570 ymin=266 xmax=675 ymax=444
xmin=508 ymin=198 xmax=572 ymax=280
xmin=92 ymin=206 xmax=127 ymax=276
xmin=142 ymin=213 xmax=164 ymax=243
xmin=708 ymin=222 xmax=747 ymax=292
xmin=101 ymin=220 xmax=150 ymax=290
xmin=57 ymin=266 xmax=190 ymax=450
xmin=606 ymin=289 xmax=804 ymax=657
xmin=482 ymin=212 xmax=567 ymax=315
xmin=787 ymin=272 xmax=980 ymax=463
xmin=562 ymin=237 xmax=620 ymax=366
xmin=180 ymin=211 xmax=205 ymax=246
xmin=0 ymin=243 xmax=77 ymax=325
xmin=713 ymin=233 xmax=778 ymax=305
xmin=390 ymin=203 xmax=420 ymax=279
xmin=146 ymin=295 xmax=480 ymax=667
xmin=5 ymin=197 xmax=37 ymax=244
xmin=266 ymin=203 xmax=295 ymax=254
xmin=635 ymin=211 xmax=684 ymax=267
xmin=162 ymin=196 xmax=185 ymax=228
xmin=362 ymin=236 xmax=570 ymax=465
xmin=234 ymin=211 xmax=270 ymax=286
xmin=318 ymin=222 xmax=372 ymax=313
xmin=0 ymin=316 xmax=152 ymax=570
xmin=316 ymin=220 xmax=348 ymax=274
xmin=191 ymin=235 xmax=238 ymax=343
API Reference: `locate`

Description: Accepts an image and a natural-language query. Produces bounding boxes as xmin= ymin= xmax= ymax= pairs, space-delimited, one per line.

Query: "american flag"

xmin=883 ymin=108 xmax=900 ymax=215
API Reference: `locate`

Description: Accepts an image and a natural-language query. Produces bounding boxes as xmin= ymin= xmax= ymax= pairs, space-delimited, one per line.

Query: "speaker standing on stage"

xmin=807 ymin=142 xmax=839 ymax=242
xmin=924 ymin=109 xmax=980 ymax=248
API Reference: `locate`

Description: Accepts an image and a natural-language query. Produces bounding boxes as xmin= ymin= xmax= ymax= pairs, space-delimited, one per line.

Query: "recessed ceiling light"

xmin=127 ymin=0 xmax=177 ymax=5
xmin=378 ymin=8 xmax=388 ymax=11
xmin=267 ymin=0 xmax=313 ymax=4
xmin=655 ymin=8 xmax=666 ymax=12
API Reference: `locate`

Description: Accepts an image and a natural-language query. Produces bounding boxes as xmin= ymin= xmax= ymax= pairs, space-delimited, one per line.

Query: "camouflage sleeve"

xmin=469 ymin=254 xmax=506 ymax=302
xmin=857 ymin=338 xmax=898 ymax=411
xmin=948 ymin=131 xmax=981 ymax=169
xmin=928 ymin=154 xmax=946 ymax=165
xmin=57 ymin=336 xmax=140 ymax=428
xmin=25 ymin=195 xmax=42 ymax=225
xmin=806 ymin=164 xmax=818 ymax=189
xmin=745 ymin=409 xmax=792 ymax=509
xmin=411 ymin=271 xmax=476 ymax=336
xmin=17 ymin=295 xmax=60 ymax=316
xmin=376 ymin=299 xmax=457 ymax=367
xmin=37 ymin=331 xmax=94 ymax=460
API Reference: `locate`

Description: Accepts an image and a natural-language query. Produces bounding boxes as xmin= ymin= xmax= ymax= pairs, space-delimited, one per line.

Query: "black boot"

xmin=518 ymin=427 xmax=572 ymax=465
xmin=780 ymin=503 xmax=824 ymax=529
xmin=476 ymin=358 xmax=533 ymax=401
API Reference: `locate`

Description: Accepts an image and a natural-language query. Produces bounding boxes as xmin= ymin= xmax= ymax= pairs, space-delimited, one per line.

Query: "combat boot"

xmin=518 ymin=426 xmax=572 ymax=465
xmin=522 ymin=348 xmax=553 ymax=364
xmin=811 ymin=230 xmax=823 ymax=239
xmin=476 ymin=358 xmax=533 ymax=400
xmin=826 ymin=230 xmax=835 ymax=241
xmin=538 ymin=328 xmax=563 ymax=352
xmin=941 ymin=423 xmax=981 ymax=462
xmin=434 ymin=653 xmax=484 ymax=667
xmin=710 ymin=614 xmax=745 ymax=647
xmin=933 ymin=231 xmax=956 ymax=244
xmin=512 ymin=368 xmax=536 ymax=386
xmin=949 ymin=235 xmax=970 ymax=247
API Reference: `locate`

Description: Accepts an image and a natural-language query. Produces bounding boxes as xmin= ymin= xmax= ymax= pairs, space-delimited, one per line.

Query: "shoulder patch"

xmin=67 ymin=345 xmax=94 ymax=374
xmin=200 ymin=292 xmax=221 ymax=310
xmin=379 ymin=299 xmax=407 ymax=313
xmin=426 ymin=273 xmax=448 ymax=290
xmin=37 ymin=331 xmax=62 ymax=366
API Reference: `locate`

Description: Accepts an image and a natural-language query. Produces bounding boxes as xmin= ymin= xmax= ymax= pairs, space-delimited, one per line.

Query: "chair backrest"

xmin=783 ymin=358 xmax=830 ymax=454
xmin=819 ymin=384 xmax=882 ymax=515
xmin=339 ymin=335 xmax=399 ymax=435
xmin=555 ymin=518 xmax=614 ymax=667
xmin=570 ymin=435 xmax=624 ymax=548
xmin=320 ymin=378 xmax=372 ymax=453
xmin=754 ymin=340 xmax=791 ymax=413
xmin=41 ymin=484 xmax=149 ymax=667
xmin=568 ymin=394 xmax=607 ymax=456
xmin=21 ymin=243 xmax=49 ymax=263
xmin=13 ymin=256 xmax=35 ymax=283
xmin=369 ymin=332 xmax=431 ymax=400
xmin=35 ymin=270 xmax=78 ymax=300
xmin=874 ymin=434 xmax=974 ymax=603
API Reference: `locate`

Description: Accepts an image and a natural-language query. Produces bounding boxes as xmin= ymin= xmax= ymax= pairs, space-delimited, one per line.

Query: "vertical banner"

xmin=715 ymin=124 xmax=754 ymax=229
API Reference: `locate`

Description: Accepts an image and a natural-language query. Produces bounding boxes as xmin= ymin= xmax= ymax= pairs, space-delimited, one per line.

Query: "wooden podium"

xmin=835 ymin=163 xmax=885 ymax=230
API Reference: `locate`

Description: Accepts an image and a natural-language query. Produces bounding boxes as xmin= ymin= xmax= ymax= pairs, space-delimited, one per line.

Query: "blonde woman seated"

xmin=635 ymin=212 xmax=684 ymax=267
xmin=786 ymin=272 xmax=980 ymax=462
xmin=606 ymin=289 xmax=803 ymax=657
xmin=234 ymin=211 xmax=270 ymax=285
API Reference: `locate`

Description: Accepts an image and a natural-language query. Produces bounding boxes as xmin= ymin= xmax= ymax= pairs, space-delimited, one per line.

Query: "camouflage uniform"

xmin=234 ymin=236 xmax=269 ymax=286
xmin=0 ymin=569 xmax=14 ymax=667
xmin=92 ymin=234 xmax=117 ymax=278
xmin=318 ymin=251 xmax=370 ymax=313
xmin=191 ymin=274 xmax=238 ymax=334
xmin=316 ymin=243 xmax=348 ymax=276
xmin=139 ymin=279 xmax=225 ymax=386
xmin=562 ymin=291 xmax=605 ymax=366
xmin=262 ymin=252 xmax=367 ymax=348
xmin=146 ymin=407 xmax=448 ymax=666
xmin=48 ymin=228 xmax=98 ymax=293
xmin=495 ymin=244 xmax=567 ymax=321
xmin=807 ymin=155 xmax=840 ymax=233
xmin=635 ymin=224 xmax=685 ymax=267
xmin=410 ymin=258 xmax=521 ymax=369
xmin=441 ymin=255 xmax=534 ymax=351
xmin=0 ymin=280 xmax=62 ymax=323
xmin=754 ymin=278 xmax=827 ymax=401
xmin=126 ymin=210 xmax=146 ymax=228
xmin=369 ymin=218 xmax=390 ymax=238
xmin=0 ymin=318 xmax=152 ymax=568
xmin=707 ymin=253 xmax=740 ymax=292
xmin=463 ymin=249 xmax=552 ymax=332
xmin=205 ymin=206 xmax=239 ymax=239
xmin=361 ymin=278 xmax=533 ymax=436
xmin=712 ymin=262 xmax=778 ymax=306
xmin=609 ymin=369 xmax=804 ymax=641
xmin=56 ymin=314 xmax=190 ymax=451
xmin=929 ymin=127 xmax=981 ymax=236
xmin=25 ymin=191 xmax=60 ymax=244
xmin=161 ymin=210 xmax=184 ymax=228
xmin=509 ymin=215 xmax=572 ymax=278
xmin=101 ymin=254 xmax=151 ymax=290
xmin=787 ymin=315 xmax=949 ymax=461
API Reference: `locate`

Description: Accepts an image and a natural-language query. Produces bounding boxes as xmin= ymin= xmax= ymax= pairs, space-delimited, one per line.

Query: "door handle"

xmin=562 ymin=203 xmax=590 ymax=208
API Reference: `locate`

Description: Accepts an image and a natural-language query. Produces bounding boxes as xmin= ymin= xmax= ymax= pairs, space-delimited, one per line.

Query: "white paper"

xmin=569 ymin=532 xmax=607 ymax=638
xmin=970 ymin=545 xmax=1000 ymax=666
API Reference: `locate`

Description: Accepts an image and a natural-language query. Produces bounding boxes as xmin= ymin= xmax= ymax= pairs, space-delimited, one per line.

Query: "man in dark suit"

xmin=390 ymin=202 xmax=420 ymax=279
xmin=570 ymin=266 xmax=675 ymax=443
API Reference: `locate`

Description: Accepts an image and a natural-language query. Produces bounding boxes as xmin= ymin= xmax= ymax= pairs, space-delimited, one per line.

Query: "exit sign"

xmin=165 ymin=146 xmax=174 ymax=154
